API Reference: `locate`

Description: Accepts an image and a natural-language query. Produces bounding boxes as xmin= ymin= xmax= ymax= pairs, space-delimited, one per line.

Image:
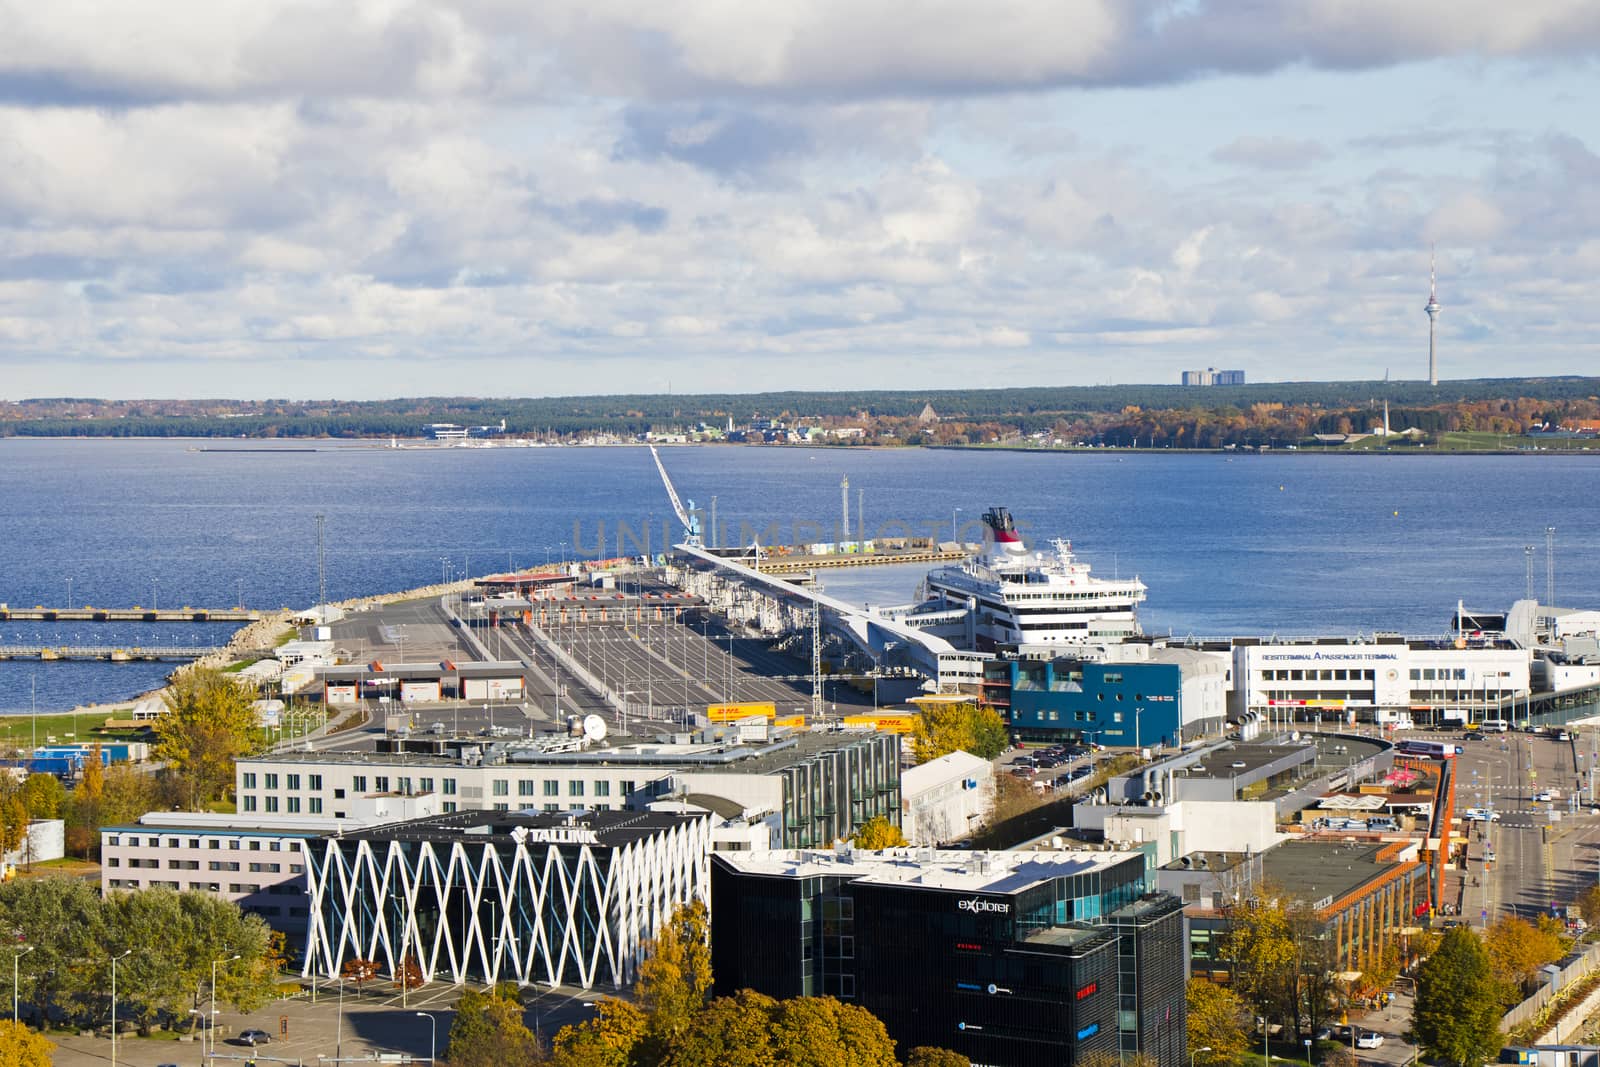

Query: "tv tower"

xmin=1424 ymin=246 xmax=1441 ymax=386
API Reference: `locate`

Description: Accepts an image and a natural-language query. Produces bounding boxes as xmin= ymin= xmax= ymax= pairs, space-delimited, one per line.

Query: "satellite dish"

xmin=583 ymin=715 xmax=609 ymax=742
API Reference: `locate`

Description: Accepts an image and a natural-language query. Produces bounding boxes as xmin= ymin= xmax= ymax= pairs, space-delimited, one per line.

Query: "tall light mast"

xmin=1424 ymin=246 xmax=1442 ymax=386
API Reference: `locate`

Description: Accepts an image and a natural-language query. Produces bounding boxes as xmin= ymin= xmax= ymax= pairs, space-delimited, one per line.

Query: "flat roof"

xmin=330 ymin=808 xmax=706 ymax=848
xmin=1259 ymin=838 xmax=1414 ymax=907
xmin=316 ymin=661 xmax=525 ymax=682
xmin=715 ymin=846 xmax=1139 ymax=895
xmin=246 ymin=729 xmax=893 ymax=774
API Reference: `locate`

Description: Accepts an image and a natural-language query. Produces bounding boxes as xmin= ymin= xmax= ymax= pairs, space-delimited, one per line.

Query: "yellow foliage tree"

xmin=550 ymin=998 xmax=648 ymax=1067
xmin=0 ymin=1020 xmax=55 ymax=1067
xmin=635 ymin=900 xmax=713 ymax=1055
xmin=154 ymin=667 xmax=259 ymax=807
xmin=910 ymin=702 xmax=1009 ymax=764
xmin=850 ymin=816 xmax=907 ymax=850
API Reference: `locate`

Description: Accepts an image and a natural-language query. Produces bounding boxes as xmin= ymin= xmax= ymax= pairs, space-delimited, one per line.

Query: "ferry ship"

xmin=916 ymin=507 xmax=1146 ymax=653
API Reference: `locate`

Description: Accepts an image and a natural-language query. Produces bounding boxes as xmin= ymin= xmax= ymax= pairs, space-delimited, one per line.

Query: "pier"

xmin=0 ymin=645 xmax=222 ymax=662
xmin=751 ymin=547 xmax=969 ymax=575
xmin=0 ymin=606 xmax=259 ymax=623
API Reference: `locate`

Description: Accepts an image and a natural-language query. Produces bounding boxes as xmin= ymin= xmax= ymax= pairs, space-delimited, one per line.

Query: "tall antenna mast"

xmin=1525 ymin=544 xmax=1537 ymax=602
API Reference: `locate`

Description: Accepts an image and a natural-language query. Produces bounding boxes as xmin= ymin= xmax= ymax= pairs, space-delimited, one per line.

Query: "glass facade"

xmin=712 ymin=854 xmax=1186 ymax=1067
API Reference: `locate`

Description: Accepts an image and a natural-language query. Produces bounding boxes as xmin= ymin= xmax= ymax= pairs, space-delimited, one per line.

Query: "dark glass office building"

xmin=712 ymin=848 xmax=1187 ymax=1067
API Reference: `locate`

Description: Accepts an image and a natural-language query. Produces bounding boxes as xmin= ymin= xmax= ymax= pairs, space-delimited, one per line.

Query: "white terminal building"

xmin=1228 ymin=637 xmax=1532 ymax=727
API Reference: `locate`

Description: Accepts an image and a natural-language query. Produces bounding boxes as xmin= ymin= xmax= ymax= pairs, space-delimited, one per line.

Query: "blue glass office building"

xmin=985 ymin=658 xmax=1185 ymax=748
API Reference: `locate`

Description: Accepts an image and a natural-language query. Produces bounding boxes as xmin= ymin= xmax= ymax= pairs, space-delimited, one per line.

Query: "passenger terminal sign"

xmin=958 ymin=896 xmax=1011 ymax=915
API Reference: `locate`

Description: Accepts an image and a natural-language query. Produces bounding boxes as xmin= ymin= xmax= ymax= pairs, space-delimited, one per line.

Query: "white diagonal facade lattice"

xmin=303 ymin=815 xmax=711 ymax=989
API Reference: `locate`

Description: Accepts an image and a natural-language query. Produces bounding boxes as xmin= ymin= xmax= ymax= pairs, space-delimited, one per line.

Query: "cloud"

xmin=614 ymin=104 xmax=812 ymax=176
xmin=1212 ymin=135 xmax=1329 ymax=170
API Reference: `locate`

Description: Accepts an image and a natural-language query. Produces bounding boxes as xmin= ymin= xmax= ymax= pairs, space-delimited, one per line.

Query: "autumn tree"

xmin=446 ymin=987 xmax=543 ymax=1067
xmin=905 ymin=1048 xmax=971 ymax=1067
xmin=1484 ymin=915 xmax=1565 ymax=998
xmin=1579 ymin=884 xmax=1600 ymax=928
xmin=668 ymin=989 xmax=779 ymax=1067
xmin=19 ymin=774 xmax=65 ymax=820
xmin=1186 ymin=978 xmax=1249 ymax=1065
xmin=341 ymin=957 xmax=382 ymax=993
xmin=0 ymin=1020 xmax=55 ymax=1067
xmin=768 ymin=995 xmax=898 ymax=1067
xmin=850 ymin=815 xmax=907 ymax=850
xmin=1413 ymin=926 xmax=1501 ymax=1067
xmin=549 ymin=998 xmax=648 ymax=1067
xmin=910 ymin=702 xmax=1009 ymax=763
xmin=635 ymin=900 xmax=713 ymax=1057
xmin=154 ymin=667 xmax=259 ymax=807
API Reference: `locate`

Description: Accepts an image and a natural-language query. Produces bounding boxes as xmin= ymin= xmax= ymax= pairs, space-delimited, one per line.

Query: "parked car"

xmin=1008 ymin=766 xmax=1036 ymax=779
xmin=1355 ymin=1031 xmax=1384 ymax=1049
xmin=238 ymin=1029 xmax=272 ymax=1046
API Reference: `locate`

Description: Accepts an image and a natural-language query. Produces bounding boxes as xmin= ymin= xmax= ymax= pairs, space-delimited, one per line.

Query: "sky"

xmin=2 ymin=1 xmax=1599 ymax=400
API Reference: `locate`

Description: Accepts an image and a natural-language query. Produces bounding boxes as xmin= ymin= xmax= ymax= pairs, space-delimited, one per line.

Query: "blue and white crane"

xmin=649 ymin=445 xmax=702 ymax=547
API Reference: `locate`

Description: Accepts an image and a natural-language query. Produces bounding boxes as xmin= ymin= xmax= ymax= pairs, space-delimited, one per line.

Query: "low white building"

xmin=1 ymin=819 xmax=64 ymax=875
xmin=1232 ymin=638 xmax=1530 ymax=726
xmin=1099 ymin=800 xmax=1284 ymax=868
xmin=100 ymin=793 xmax=437 ymax=947
xmin=900 ymin=750 xmax=995 ymax=845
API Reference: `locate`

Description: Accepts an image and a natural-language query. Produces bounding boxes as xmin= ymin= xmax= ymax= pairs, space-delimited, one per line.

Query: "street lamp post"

xmin=12 ymin=945 xmax=33 ymax=1024
xmin=1192 ymin=1046 xmax=1212 ymax=1067
xmin=337 ymin=977 xmax=347 ymax=1063
xmin=211 ymin=953 xmax=240 ymax=1058
xmin=65 ymin=577 xmax=73 ymax=610
xmin=110 ymin=949 xmax=132 ymax=1067
xmin=951 ymin=506 xmax=962 ymax=545
xmin=416 ymin=1010 xmax=438 ymax=1063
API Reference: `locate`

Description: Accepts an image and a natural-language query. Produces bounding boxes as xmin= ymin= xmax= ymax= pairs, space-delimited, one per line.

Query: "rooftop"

xmin=247 ymin=728 xmax=895 ymax=773
xmin=1259 ymin=838 xmax=1420 ymax=910
xmin=328 ymin=808 xmax=708 ymax=849
xmin=715 ymin=846 xmax=1140 ymax=895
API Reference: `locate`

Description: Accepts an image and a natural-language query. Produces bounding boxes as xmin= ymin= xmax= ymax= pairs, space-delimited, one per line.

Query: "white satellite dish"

xmin=582 ymin=715 xmax=608 ymax=743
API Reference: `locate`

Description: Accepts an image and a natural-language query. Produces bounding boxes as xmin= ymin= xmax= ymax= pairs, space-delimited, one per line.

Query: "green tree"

xmin=850 ymin=815 xmax=907 ymax=850
xmin=550 ymin=998 xmax=648 ymax=1067
xmin=910 ymin=702 xmax=1009 ymax=763
xmin=768 ymin=996 xmax=898 ymax=1067
xmin=667 ymin=990 xmax=779 ymax=1067
xmin=446 ymin=988 xmax=544 ymax=1067
xmin=18 ymin=774 xmax=65 ymax=820
xmin=635 ymin=900 xmax=713 ymax=1056
xmin=1186 ymin=978 xmax=1249 ymax=1066
xmin=154 ymin=667 xmax=259 ymax=807
xmin=905 ymin=1047 xmax=971 ymax=1067
xmin=0 ymin=1019 xmax=55 ymax=1067
xmin=1413 ymin=926 xmax=1502 ymax=1067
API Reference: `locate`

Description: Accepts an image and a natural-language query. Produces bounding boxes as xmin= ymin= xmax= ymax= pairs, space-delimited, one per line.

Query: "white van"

xmin=1482 ymin=719 xmax=1510 ymax=733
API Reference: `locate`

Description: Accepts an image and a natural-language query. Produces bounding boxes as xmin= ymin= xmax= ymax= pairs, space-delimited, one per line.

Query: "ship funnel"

xmin=981 ymin=507 xmax=1027 ymax=556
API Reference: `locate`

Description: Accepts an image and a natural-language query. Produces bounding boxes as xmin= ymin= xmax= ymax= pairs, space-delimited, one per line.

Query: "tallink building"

xmin=711 ymin=846 xmax=1187 ymax=1067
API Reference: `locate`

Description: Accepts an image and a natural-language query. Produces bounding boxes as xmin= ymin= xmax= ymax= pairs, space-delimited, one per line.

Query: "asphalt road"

xmin=1429 ymin=726 xmax=1600 ymax=925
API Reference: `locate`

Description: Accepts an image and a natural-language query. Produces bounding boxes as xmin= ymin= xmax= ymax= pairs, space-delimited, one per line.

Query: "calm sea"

xmin=2 ymin=438 xmax=1597 ymax=713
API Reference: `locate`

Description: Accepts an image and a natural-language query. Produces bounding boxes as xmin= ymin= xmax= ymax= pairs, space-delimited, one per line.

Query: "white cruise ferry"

xmin=918 ymin=507 xmax=1146 ymax=652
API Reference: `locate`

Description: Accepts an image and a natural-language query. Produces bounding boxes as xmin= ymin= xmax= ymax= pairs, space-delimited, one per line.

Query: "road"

xmin=1428 ymin=726 xmax=1600 ymax=926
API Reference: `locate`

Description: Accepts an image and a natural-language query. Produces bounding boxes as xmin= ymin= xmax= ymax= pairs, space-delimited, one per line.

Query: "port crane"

xmin=649 ymin=446 xmax=702 ymax=547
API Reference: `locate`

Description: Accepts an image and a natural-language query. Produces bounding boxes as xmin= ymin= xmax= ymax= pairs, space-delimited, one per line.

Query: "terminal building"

xmin=711 ymin=847 xmax=1188 ymax=1067
xmin=237 ymin=728 xmax=902 ymax=850
xmin=303 ymin=809 xmax=709 ymax=989
xmin=1229 ymin=637 xmax=1531 ymax=727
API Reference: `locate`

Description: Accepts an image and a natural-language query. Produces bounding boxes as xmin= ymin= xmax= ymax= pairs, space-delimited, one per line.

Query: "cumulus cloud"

xmin=2 ymin=1 xmax=1599 ymax=395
